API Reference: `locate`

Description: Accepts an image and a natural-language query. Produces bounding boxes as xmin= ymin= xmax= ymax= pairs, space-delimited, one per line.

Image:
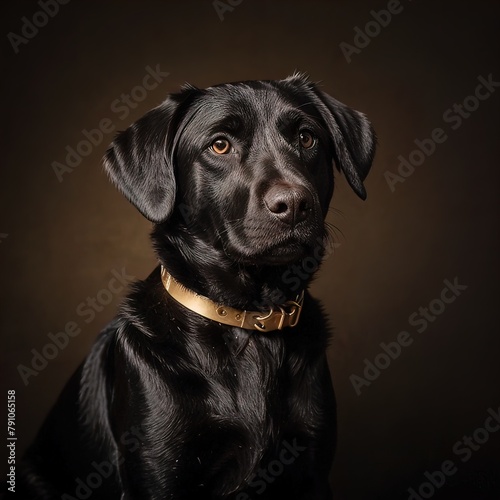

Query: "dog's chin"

xmin=258 ymin=243 xmax=309 ymax=266
xmin=228 ymin=240 xmax=311 ymax=267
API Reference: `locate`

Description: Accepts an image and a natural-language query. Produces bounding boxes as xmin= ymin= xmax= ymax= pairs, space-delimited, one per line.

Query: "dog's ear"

xmin=314 ymin=90 xmax=376 ymax=200
xmin=283 ymin=74 xmax=375 ymax=199
xmin=104 ymin=90 xmax=196 ymax=223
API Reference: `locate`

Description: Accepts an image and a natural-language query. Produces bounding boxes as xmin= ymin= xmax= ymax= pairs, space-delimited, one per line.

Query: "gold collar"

xmin=160 ymin=266 xmax=304 ymax=332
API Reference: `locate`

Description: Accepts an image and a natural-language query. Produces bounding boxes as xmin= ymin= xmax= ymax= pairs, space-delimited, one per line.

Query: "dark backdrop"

xmin=1 ymin=1 xmax=499 ymax=498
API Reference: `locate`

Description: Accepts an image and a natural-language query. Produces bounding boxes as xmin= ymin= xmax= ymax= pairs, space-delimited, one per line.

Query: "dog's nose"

xmin=264 ymin=183 xmax=313 ymax=226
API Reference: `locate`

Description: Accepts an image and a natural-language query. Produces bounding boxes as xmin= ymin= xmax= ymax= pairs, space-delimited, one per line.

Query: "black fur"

xmin=16 ymin=74 xmax=375 ymax=499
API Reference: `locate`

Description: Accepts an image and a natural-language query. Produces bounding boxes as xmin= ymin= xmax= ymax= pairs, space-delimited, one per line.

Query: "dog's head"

xmin=104 ymin=74 xmax=375 ymax=269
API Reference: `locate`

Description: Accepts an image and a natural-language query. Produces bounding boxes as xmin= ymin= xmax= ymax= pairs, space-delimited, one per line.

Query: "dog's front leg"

xmin=109 ymin=332 xmax=209 ymax=499
xmin=284 ymin=355 xmax=337 ymax=500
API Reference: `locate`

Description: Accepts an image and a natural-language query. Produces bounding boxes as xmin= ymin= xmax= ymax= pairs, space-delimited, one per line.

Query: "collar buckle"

xmin=253 ymin=291 xmax=304 ymax=332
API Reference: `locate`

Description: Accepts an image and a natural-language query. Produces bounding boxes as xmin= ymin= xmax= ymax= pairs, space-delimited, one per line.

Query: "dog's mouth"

xmin=257 ymin=239 xmax=310 ymax=265
xmin=220 ymin=227 xmax=321 ymax=266
xmin=231 ymin=245 xmax=308 ymax=266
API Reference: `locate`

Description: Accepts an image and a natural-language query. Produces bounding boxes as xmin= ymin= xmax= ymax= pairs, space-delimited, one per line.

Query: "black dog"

xmin=16 ymin=74 xmax=375 ymax=499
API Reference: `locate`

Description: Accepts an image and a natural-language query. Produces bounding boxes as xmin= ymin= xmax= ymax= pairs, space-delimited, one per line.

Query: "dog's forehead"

xmin=194 ymin=81 xmax=311 ymax=126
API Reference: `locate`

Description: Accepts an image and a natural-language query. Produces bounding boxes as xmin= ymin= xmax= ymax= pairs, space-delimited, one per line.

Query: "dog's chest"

xmin=206 ymin=334 xmax=287 ymax=421
xmin=215 ymin=333 xmax=315 ymax=435
xmin=188 ymin=333 xmax=310 ymax=493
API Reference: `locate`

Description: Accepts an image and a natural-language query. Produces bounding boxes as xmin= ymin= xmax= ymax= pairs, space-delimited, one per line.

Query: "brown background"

xmin=1 ymin=1 xmax=499 ymax=498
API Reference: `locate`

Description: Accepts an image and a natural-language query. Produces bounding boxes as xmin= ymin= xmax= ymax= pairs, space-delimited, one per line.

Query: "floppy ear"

xmin=313 ymin=89 xmax=376 ymax=200
xmin=104 ymin=95 xmax=186 ymax=223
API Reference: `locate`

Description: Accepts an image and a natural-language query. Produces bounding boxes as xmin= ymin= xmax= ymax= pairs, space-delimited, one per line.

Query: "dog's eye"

xmin=211 ymin=138 xmax=231 ymax=155
xmin=299 ymin=130 xmax=316 ymax=149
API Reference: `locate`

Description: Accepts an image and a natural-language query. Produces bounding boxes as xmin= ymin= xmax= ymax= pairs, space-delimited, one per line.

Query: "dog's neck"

xmin=152 ymin=223 xmax=325 ymax=311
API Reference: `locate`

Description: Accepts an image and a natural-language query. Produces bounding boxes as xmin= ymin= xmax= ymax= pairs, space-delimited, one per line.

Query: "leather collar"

xmin=160 ymin=266 xmax=304 ymax=332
